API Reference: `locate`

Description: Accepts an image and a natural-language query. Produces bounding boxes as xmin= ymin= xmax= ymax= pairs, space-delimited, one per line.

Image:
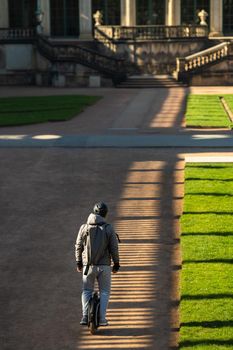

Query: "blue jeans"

xmin=82 ymin=265 xmax=111 ymax=321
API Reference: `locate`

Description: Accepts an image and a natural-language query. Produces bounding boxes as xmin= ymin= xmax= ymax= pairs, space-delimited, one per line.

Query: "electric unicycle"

xmin=87 ymin=292 xmax=100 ymax=335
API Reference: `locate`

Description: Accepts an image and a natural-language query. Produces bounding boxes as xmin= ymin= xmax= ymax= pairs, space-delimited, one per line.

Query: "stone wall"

xmin=0 ymin=38 xmax=231 ymax=87
xmin=98 ymin=39 xmax=210 ymax=74
xmin=189 ymin=59 xmax=233 ymax=86
xmin=0 ymin=44 xmax=35 ymax=85
xmin=35 ymin=53 xmax=112 ymax=87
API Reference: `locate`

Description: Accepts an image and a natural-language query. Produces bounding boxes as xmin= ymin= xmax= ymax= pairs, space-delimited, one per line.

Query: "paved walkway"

xmin=0 ymin=86 xmax=233 ymax=350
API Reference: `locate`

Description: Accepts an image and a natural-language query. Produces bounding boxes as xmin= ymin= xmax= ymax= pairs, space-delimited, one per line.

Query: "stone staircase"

xmin=116 ymin=75 xmax=187 ymax=88
xmin=175 ymin=41 xmax=233 ymax=85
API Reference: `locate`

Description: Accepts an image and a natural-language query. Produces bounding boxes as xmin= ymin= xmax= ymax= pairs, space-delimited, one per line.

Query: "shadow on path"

xmin=0 ymin=149 xmax=184 ymax=350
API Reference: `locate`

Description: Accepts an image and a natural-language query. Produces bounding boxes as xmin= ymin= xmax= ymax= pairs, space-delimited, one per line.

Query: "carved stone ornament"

xmin=93 ymin=10 xmax=103 ymax=26
xmin=198 ymin=9 xmax=208 ymax=26
xmin=35 ymin=8 xmax=44 ymax=34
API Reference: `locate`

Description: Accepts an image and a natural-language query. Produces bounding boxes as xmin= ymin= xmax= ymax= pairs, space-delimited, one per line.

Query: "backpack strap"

xmin=83 ymin=223 xmax=106 ymax=276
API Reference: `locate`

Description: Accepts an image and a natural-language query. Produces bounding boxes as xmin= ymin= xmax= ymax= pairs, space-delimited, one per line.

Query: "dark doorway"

xmin=9 ymin=0 xmax=36 ymax=27
xmin=136 ymin=0 xmax=165 ymax=25
xmin=50 ymin=0 xmax=79 ymax=37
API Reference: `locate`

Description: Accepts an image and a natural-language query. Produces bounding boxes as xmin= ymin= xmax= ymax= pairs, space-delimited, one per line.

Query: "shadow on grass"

xmin=181 ymin=294 xmax=233 ymax=300
xmin=179 ymin=339 xmax=233 ymax=347
xmin=185 ymin=193 xmax=233 ymax=197
xmin=186 ymin=165 xmax=232 ymax=169
xmin=181 ymin=232 xmax=233 ymax=237
xmin=186 ymin=178 xmax=233 ymax=182
xmin=181 ymin=320 xmax=233 ymax=328
xmin=183 ymin=259 xmax=233 ymax=264
xmin=183 ymin=212 xmax=233 ymax=215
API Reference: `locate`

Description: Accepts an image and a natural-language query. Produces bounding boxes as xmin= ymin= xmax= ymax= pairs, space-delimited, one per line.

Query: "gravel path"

xmin=1 ymin=86 xmax=233 ymax=350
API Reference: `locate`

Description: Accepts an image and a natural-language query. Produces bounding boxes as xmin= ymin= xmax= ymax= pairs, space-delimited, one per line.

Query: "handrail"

xmin=95 ymin=25 xmax=208 ymax=41
xmin=176 ymin=41 xmax=231 ymax=74
xmin=36 ymin=35 xmax=127 ymax=83
xmin=185 ymin=42 xmax=229 ymax=59
xmin=94 ymin=27 xmax=117 ymax=52
xmin=0 ymin=27 xmax=35 ymax=40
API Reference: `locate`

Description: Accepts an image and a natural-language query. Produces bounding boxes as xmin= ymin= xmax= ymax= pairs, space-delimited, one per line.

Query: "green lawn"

xmin=0 ymin=95 xmax=101 ymax=126
xmin=185 ymin=95 xmax=233 ymax=128
xmin=180 ymin=163 xmax=233 ymax=350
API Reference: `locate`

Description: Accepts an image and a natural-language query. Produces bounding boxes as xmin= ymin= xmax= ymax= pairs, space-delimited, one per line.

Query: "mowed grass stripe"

xmin=180 ymin=163 xmax=233 ymax=350
xmin=0 ymin=95 xmax=101 ymax=126
xmin=185 ymin=95 xmax=233 ymax=128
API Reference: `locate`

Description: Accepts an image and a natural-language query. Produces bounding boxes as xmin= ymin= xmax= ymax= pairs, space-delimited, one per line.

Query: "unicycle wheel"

xmin=89 ymin=321 xmax=96 ymax=335
xmin=87 ymin=292 xmax=100 ymax=335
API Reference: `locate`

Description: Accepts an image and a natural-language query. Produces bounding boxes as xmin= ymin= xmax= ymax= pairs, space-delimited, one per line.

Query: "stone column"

xmin=79 ymin=0 xmax=93 ymax=39
xmin=121 ymin=0 xmax=136 ymax=26
xmin=166 ymin=0 xmax=181 ymax=25
xmin=0 ymin=0 xmax=9 ymax=27
xmin=210 ymin=0 xmax=223 ymax=36
xmin=40 ymin=0 xmax=51 ymax=36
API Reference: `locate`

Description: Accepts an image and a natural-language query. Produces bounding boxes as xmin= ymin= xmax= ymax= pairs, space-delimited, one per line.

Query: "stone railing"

xmin=0 ymin=27 xmax=35 ymax=40
xmin=95 ymin=25 xmax=208 ymax=41
xmin=176 ymin=42 xmax=231 ymax=74
xmin=94 ymin=27 xmax=117 ymax=52
xmin=37 ymin=35 xmax=126 ymax=83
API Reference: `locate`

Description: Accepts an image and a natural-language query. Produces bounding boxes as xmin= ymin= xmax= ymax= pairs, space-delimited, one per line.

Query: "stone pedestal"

xmin=89 ymin=75 xmax=101 ymax=87
xmin=0 ymin=0 xmax=9 ymax=27
xmin=79 ymin=0 xmax=93 ymax=39
xmin=40 ymin=0 xmax=51 ymax=36
xmin=121 ymin=0 xmax=136 ymax=26
xmin=210 ymin=0 xmax=223 ymax=36
xmin=166 ymin=0 xmax=180 ymax=25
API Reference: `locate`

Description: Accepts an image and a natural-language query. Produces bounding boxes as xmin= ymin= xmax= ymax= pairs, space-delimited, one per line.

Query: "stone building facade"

xmin=0 ymin=1 xmax=233 ymax=86
xmin=1 ymin=0 xmax=232 ymax=37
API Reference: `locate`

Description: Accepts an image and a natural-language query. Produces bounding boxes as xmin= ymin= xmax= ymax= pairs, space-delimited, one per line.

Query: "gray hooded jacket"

xmin=75 ymin=213 xmax=119 ymax=266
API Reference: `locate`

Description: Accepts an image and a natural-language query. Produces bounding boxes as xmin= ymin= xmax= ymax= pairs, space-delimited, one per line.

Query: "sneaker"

xmin=80 ymin=315 xmax=88 ymax=325
xmin=99 ymin=319 xmax=109 ymax=326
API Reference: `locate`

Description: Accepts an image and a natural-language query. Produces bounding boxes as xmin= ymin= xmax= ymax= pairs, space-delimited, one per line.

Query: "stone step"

xmin=119 ymin=80 xmax=183 ymax=85
xmin=117 ymin=85 xmax=185 ymax=88
xmin=117 ymin=75 xmax=187 ymax=88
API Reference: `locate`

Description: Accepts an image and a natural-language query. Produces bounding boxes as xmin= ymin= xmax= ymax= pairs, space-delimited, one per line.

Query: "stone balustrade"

xmin=95 ymin=25 xmax=208 ymax=41
xmin=37 ymin=35 xmax=126 ymax=83
xmin=0 ymin=28 xmax=35 ymax=40
xmin=176 ymin=42 xmax=231 ymax=73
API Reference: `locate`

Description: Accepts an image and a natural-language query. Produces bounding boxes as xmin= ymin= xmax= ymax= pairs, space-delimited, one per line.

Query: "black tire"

xmin=90 ymin=320 xmax=96 ymax=335
xmin=88 ymin=293 xmax=99 ymax=335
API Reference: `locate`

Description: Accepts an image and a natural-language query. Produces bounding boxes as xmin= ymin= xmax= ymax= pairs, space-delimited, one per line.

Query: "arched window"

xmin=181 ymin=0 xmax=210 ymax=25
xmin=9 ymin=0 xmax=36 ymax=28
xmin=92 ymin=0 xmax=120 ymax=25
xmin=50 ymin=0 xmax=79 ymax=37
xmin=223 ymin=0 xmax=233 ymax=34
xmin=137 ymin=0 xmax=165 ymax=25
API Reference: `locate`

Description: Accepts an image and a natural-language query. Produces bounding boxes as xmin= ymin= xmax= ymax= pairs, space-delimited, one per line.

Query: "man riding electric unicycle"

xmin=75 ymin=202 xmax=120 ymax=333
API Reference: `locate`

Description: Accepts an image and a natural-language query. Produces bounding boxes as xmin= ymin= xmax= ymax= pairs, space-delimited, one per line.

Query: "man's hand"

xmin=112 ymin=263 xmax=120 ymax=274
xmin=77 ymin=261 xmax=83 ymax=273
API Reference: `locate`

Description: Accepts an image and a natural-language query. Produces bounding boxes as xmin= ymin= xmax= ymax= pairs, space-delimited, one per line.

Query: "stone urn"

xmin=93 ymin=10 xmax=103 ymax=26
xmin=198 ymin=9 xmax=208 ymax=26
xmin=35 ymin=8 xmax=44 ymax=33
